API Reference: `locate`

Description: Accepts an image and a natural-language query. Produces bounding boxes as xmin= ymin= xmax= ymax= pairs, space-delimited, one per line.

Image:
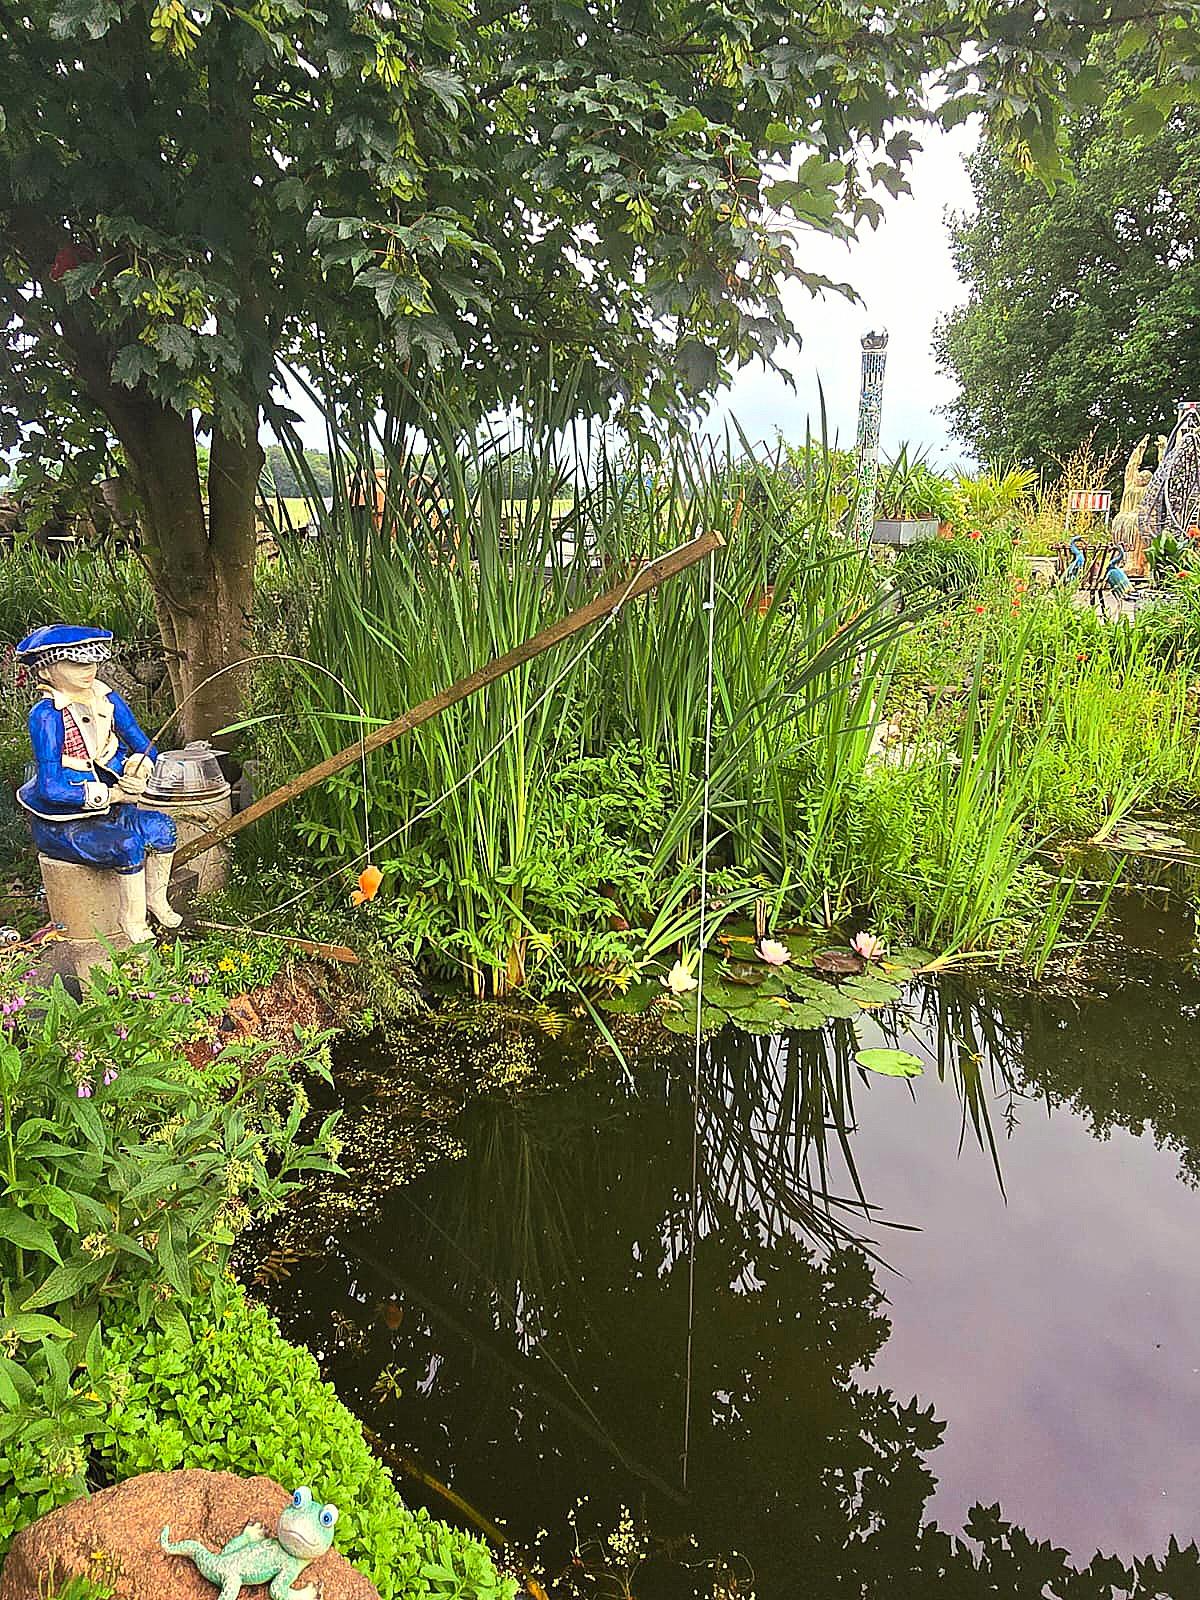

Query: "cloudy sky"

xmin=705 ymin=121 xmax=979 ymax=467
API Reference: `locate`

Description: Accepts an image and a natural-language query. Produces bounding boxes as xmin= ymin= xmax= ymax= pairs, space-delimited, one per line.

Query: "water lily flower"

xmin=351 ymin=864 xmax=383 ymax=906
xmin=851 ymin=931 xmax=886 ymax=962
xmin=757 ymin=938 xmax=791 ymax=967
xmin=660 ymin=957 xmax=699 ymax=995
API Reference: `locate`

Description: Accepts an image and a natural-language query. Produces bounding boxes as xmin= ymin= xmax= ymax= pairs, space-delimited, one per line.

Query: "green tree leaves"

xmin=935 ymin=49 xmax=1200 ymax=469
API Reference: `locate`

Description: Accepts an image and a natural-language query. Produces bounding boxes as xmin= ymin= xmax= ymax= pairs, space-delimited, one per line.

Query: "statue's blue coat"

xmin=19 ymin=691 xmax=175 ymax=872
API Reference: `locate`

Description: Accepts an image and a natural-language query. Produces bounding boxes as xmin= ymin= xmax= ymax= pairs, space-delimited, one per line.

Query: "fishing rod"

xmin=175 ymin=528 xmax=723 ymax=869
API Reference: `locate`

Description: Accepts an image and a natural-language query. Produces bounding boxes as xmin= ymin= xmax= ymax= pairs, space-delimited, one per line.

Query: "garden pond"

xmin=248 ymin=876 xmax=1200 ymax=1597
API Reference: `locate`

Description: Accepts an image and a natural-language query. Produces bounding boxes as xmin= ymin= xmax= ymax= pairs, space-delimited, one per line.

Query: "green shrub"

xmin=97 ymin=1292 xmax=515 ymax=1600
xmin=0 ymin=941 xmax=337 ymax=1533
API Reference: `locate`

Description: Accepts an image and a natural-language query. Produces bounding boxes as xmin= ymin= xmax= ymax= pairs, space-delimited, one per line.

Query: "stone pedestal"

xmin=37 ymin=854 xmax=130 ymax=980
xmin=141 ymin=792 xmax=232 ymax=897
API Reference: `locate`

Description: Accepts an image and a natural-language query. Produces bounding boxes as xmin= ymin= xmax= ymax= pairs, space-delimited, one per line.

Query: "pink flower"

xmin=102 ymin=1069 xmax=118 ymax=1086
xmin=76 ymin=1082 xmax=93 ymax=1099
xmin=756 ymin=938 xmax=791 ymax=967
xmin=115 ymin=1026 xmax=129 ymax=1040
xmin=851 ymin=931 xmax=886 ymax=962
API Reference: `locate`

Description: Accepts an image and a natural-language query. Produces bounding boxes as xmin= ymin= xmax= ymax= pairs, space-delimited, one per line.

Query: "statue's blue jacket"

xmin=18 ymin=686 xmax=156 ymax=823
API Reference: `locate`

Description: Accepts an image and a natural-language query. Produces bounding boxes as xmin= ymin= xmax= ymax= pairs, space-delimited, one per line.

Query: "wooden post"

xmin=175 ymin=528 xmax=725 ymax=868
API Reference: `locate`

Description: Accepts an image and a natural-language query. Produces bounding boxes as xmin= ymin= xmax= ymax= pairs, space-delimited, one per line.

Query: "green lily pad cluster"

xmin=602 ymin=929 xmax=930 ymax=1038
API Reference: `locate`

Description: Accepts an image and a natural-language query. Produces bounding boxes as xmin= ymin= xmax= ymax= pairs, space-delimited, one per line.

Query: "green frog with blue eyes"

xmin=160 ymin=1486 xmax=339 ymax=1600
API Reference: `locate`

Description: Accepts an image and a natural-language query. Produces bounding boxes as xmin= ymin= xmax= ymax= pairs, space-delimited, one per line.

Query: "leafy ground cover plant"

xmin=96 ymin=1291 xmax=514 ymax=1600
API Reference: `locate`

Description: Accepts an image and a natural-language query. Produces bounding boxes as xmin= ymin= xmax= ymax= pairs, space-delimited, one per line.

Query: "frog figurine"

xmin=14 ymin=623 xmax=181 ymax=943
xmin=160 ymin=1486 xmax=339 ymax=1600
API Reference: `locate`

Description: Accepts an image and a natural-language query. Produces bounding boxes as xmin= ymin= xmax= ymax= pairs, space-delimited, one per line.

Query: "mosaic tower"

xmin=851 ymin=330 xmax=889 ymax=543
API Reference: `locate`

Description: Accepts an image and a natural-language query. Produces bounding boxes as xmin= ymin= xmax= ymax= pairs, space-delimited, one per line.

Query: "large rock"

xmin=0 ymin=1469 xmax=381 ymax=1599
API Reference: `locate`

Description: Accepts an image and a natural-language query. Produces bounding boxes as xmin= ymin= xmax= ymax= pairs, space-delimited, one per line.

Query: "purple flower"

xmin=76 ymin=1082 xmax=93 ymax=1099
xmin=102 ymin=1069 xmax=117 ymax=1086
xmin=22 ymin=970 xmax=35 ymax=983
xmin=72 ymin=1048 xmax=84 ymax=1063
xmin=115 ymin=1026 xmax=129 ymax=1041
xmin=146 ymin=991 xmax=157 ymax=1000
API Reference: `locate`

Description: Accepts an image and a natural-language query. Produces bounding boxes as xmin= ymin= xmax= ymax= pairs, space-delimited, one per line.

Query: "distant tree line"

xmin=259 ymin=446 xmax=334 ymax=502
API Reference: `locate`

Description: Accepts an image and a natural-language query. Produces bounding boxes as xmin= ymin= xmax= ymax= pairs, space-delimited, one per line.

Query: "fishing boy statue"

xmin=15 ymin=624 xmax=182 ymax=944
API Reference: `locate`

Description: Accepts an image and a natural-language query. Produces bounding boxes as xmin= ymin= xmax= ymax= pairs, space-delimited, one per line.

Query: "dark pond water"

xmin=252 ymin=884 xmax=1200 ymax=1596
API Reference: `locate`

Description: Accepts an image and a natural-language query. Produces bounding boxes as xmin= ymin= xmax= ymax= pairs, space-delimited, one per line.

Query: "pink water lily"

xmin=757 ymin=938 xmax=791 ymax=967
xmin=851 ymin=931 xmax=886 ymax=961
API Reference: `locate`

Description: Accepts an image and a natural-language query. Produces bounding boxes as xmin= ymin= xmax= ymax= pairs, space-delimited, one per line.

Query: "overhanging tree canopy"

xmin=935 ymin=53 xmax=1200 ymax=472
xmin=3 ymin=0 xmax=1200 ymax=734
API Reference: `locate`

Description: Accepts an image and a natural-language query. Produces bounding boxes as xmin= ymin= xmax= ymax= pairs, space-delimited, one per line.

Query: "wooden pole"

xmin=176 ymin=529 xmax=724 ymax=868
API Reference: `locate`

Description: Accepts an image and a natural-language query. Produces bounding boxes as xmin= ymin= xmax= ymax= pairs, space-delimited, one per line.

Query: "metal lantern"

xmin=145 ymin=741 xmax=231 ymax=803
xmin=142 ymin=741 xmax=233 ymax=896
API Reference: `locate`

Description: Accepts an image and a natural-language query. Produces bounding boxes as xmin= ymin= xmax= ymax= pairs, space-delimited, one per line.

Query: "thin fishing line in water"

xmin=682 ymin=549 xmax=717 ymax=1496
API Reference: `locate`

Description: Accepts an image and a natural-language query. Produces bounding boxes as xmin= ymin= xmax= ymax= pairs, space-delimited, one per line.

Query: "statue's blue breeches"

xmin=31 ymin=804 xmax=176 ymax=873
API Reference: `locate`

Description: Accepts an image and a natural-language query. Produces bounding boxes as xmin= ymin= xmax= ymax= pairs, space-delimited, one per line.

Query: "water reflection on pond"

xmin=254 ymin=893 xmax=1200 ymax=1595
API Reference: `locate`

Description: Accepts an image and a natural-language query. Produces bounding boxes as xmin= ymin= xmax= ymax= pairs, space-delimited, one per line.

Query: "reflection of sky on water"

xmin=840 ymin=1008 xmax=1200 ymax=1560
xmin=253 ymin=911 xmax=1200 ymax=1587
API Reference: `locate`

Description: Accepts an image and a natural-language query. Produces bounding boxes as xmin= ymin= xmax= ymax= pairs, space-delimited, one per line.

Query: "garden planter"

xmin=872 ymin=517 xmax=939 ymax=547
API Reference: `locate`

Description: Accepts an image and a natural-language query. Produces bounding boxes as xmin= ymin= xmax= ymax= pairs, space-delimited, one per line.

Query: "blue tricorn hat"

xmin=15 ymin=624 xmax=114 ymax=667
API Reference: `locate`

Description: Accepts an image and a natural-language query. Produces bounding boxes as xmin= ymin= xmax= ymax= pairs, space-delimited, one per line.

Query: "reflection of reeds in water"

xmin=386 ymin=981 xmax=1030 ymax=1348
xmin=700 ymin=980 xmax=1027 ymax=1239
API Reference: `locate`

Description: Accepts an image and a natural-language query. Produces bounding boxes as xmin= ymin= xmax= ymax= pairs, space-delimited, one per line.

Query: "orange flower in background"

xmin=350 ymin=864 xmax=383 ymax=906
xmin=968 ymin=529 xmax=982 ymax=541
xmin=974 ymin=604 xmax=986 ymax=614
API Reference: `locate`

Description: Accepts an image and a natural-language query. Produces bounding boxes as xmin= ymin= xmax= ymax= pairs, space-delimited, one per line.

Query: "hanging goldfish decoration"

xmin=350 ymin=864 xmax=383 ymax=906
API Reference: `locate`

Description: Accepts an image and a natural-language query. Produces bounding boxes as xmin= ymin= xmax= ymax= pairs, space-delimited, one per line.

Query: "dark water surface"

xmin=255 ymin=887 xmax=1200 ymax=1595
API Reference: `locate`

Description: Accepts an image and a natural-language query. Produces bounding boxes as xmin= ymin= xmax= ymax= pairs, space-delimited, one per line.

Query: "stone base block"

xmin=38 ymin=854 xmax=127 ymax=943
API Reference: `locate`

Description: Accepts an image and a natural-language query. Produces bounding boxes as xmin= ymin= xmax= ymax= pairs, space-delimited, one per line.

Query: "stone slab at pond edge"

xmin=0 ymin=1469 xmax=382 ymax=1600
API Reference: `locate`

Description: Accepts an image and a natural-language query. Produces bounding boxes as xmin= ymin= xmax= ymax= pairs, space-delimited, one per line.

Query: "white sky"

xmin=705 ymin=120 xmax=979 ymax=466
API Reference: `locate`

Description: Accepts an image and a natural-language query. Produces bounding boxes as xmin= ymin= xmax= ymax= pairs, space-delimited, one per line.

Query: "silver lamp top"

xmin=145 ymin=740 xmax=231 ymax=802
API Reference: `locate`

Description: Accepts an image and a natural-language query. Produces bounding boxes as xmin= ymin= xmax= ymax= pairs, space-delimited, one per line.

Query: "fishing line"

xmin=681 ymin=547 xmax=717 ymax=1495
xmin=147 ymin=651 xmax=374 ymax=859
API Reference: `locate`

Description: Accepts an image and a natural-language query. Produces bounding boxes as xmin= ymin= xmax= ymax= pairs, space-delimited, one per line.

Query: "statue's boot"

xmin=145 ymin=851 xmax=183 ymax=929
xmin=116 ymin=869 xmax=155 ymax=944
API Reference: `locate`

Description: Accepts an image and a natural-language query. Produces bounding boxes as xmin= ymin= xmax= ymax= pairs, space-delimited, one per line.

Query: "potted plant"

xmin=871 ymin=447 xmax=955 ymax=546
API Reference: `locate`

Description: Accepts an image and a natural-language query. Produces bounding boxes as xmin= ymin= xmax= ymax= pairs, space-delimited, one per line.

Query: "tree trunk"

xmin=118 ymin=402 xmax=259 ymax=744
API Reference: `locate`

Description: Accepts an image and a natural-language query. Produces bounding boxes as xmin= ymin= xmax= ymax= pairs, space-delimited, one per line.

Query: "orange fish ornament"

xmin=350 ymin=864 xmax=383 ymax=906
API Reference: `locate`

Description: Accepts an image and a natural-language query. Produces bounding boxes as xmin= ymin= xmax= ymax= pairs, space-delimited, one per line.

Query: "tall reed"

xmin=259 ymin=382 xmax=904 ymax=994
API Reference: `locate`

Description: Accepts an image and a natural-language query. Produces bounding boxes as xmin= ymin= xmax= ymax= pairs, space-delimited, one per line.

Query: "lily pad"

xmin=781 ymin=1003 xmax=830 ymax=1031
xmin=660 ymin=1004 xmax=726 ymax=1035
xmin=779 ymin=971 xmax=831 ymax=1003
xmin=813 ymin=987 xmax=866 ymax=1020
xmin=841 ymin=977 xmax=901 ymax=1006
xmin=855 ymin=1048 xmax=924 ymax=1078
xmin=600 ymin=981 xmax=659 ymax=1014
xmin=813 ymin=949 xmax=865 ymax=976
xmin=738 ymin=1016 xmax=785 ymax=1035
xmin=892 ymin=947 xmax=933 ymax=970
